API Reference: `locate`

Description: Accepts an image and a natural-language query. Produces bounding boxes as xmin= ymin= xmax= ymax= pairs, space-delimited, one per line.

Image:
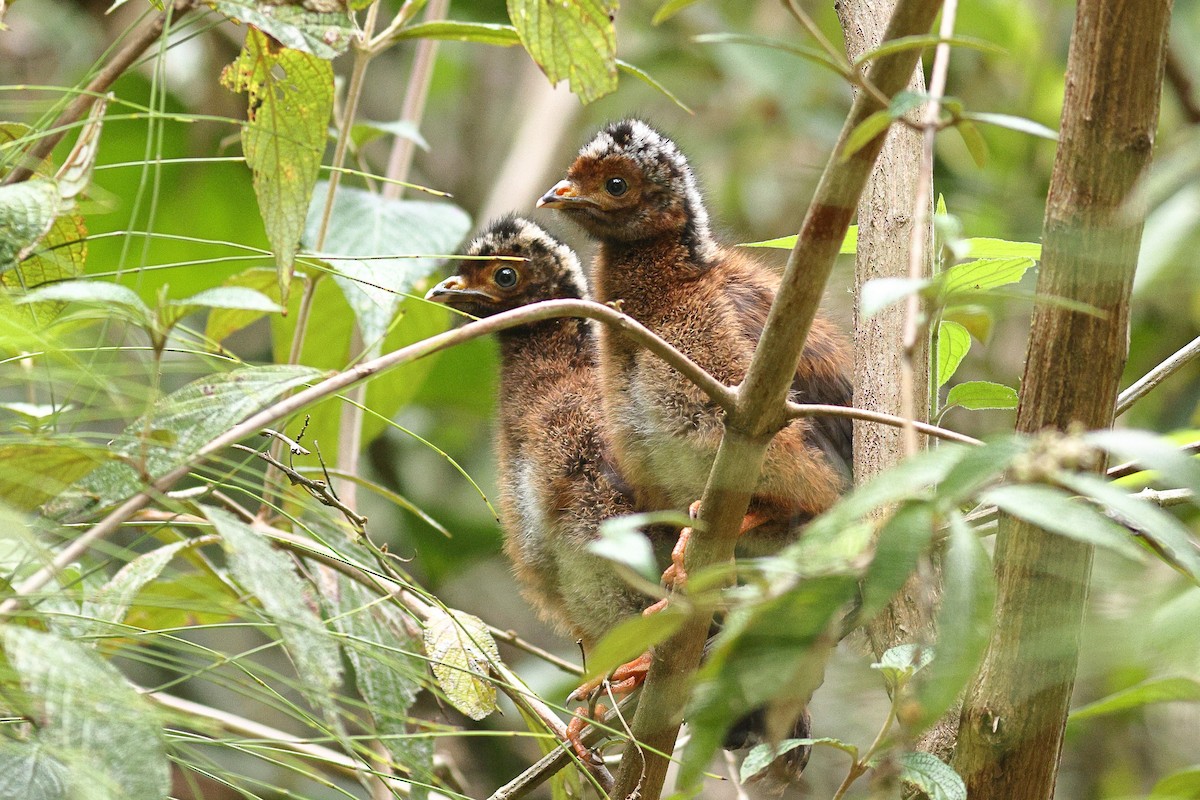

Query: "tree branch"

xmin=1116 ymin=333 xmax=1200 ymax=415
xmin=1 ymin=0 xmax=198 ymax=185
xmin=611 ymin=1 xmax=946 ymax=795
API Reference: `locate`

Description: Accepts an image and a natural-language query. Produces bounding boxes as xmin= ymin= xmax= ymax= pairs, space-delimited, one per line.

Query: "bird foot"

xmin=568 ymin=651 xmax=652 ymax=703
xmin=565 ymin=706 xmax=607 ymax=771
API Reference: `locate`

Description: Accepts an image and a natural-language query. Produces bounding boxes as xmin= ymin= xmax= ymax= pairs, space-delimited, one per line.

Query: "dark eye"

xmin=605 ymin=176 xmax=628 ymax=197
xmin=493 ymin=267 xmax=519 ymax=288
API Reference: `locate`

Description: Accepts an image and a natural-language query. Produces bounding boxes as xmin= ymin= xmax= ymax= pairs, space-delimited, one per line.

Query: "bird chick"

xmin=538 ymin=119 xmax=853 ymax=551
xmin=425 ymin=215 xmax=669 ymax=649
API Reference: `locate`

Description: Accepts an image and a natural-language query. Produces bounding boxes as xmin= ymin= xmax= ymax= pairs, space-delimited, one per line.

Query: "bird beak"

xmin=424 ymin=276 xmax=498 ymax=306
xmin=537 ymin=179 xmax=588 ymax=209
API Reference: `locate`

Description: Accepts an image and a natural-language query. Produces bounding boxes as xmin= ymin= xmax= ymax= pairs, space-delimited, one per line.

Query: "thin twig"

xmin=900 ymin=0 xmax=957 ymax=457
xmin=148 ymin=691 xmax=416 ymax=795
xmin=787 ymin=402 xmax=981 ymax=445
xmin=1115 ymin=334 xmax=1200 ymax=415
xmin=233 ymin=443 xmax=367 ymax=531
xmin=381 ymin=0 xmax=449 ymax=201
xmin=1 ymin=0 xmax=199 ymax=185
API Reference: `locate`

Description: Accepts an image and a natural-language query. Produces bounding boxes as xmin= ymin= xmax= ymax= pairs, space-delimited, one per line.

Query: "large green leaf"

xmin=1071 ymin=676 xmax=1200 ymax=720
xmin=0 ymin=179 xmax=64 ymax=274
xmin=213 ymin=1 xmax=356 ymax=58
xmin=899 ymin=752 xmax=967 ymax=800
xmin=507 ymin=0 xmax=618 ymax=103
xmin=940 ymin=257 xmax=1035 ymax=298
xmin=980 ymin=483 xmax=1146 ymax=561
xmin=323 ymin=573 xmax=433 ymax=790
xmin=944 ymin=380 xmax=1018 ymax=411
xmin=860 ymin=502 xmax=936 ymax=619
xmin=222 ymin=28 xmax=334 ymax=304
xmin=205 ymin=506 xmax=344 ymax=713
xmin=74 ymin=365 xmax=322 ymax=508
xmin=3 ymin=627 xmax=170 ymax=800
xmin=1150 ymin=767 xmax=1200 ymax=800
xmin=0 ymin=742 xmax=69 ymax=800
xmin=0 ymin=441 xmax=113 ymax=511
xmin=302 ymin=182 xmax=471 ymax=353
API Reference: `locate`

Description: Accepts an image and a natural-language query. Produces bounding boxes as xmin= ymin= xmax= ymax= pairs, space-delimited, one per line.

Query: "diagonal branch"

xmin=611 ymin=0 xmax=946 ymax=796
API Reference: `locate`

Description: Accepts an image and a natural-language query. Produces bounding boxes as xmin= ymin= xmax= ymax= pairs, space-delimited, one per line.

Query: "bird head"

xmin=425 ymin=216 xmax=587 ymax=317
xmin=537 ymin=119 xmax=717 ymax=266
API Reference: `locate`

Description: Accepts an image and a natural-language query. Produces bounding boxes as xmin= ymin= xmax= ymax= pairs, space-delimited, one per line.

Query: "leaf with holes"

xmin=424 ymin=609 xmax=501 ymax=720
xmin=3 ymin=627 xmax=170 ymax=799
xmin=508 ymin=0 xmax=618 ymax=104
xmin=222 ymin=28 xmax=333 ymax=304
xmin=303 ymin=182 xmax=470 ymax=354
xmin=214 ymin=1 xmax=355 ymax=58
xmin=206 ymin=506 xmax=344 ymax=715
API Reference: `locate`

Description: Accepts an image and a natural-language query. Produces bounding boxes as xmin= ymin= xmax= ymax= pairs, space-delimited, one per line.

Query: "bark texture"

xmin=610 ymin=1 xmax=945 ymax=796
xmin=953 ymin=2 xmax=1172 ymax=798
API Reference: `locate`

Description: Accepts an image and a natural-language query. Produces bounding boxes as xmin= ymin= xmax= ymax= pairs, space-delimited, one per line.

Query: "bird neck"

xmin=497 ymin=317 xmax=593 ymax=383
xmin=593 ymin=235 xmax=712 ymax=319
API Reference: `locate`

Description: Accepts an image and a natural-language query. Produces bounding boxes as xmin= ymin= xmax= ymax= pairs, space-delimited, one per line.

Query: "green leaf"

xmin=963 ymin=111 xmax=1058 ymax=141
xmin=174 ymin=286 xmax=283 ymax=313
xmin=930 ymin=435 xmax=1029 ymax=504
xmin=74 ymin=365 xmax=322 ymax=508
xmin=507 ymin=0 xmax=618 ymax=104
xmin=213 ymin=1 xmax=355 ymax=58
xmin=15 ymin=279 xmax=150 ymax=322
xmin=0 ymin=442 xmax=112 ymax=511
xmin=205 ymin=267 xmax=301 ymax=345
xmin=1055 ymin=472 xmax=1200 ymax=579
xmin=591 ymin=512 xmax=674 ymax=581
xmin=392 ymin=20 xmax=522 ymax=46
xmin=956 ymin=118 xmax=989 ymax=168
xmin=682 ymin=575 xmax=857 ymax=786
xmin=222 ymin=28 xmax=334 ymax=304
xmin=85 ymin=540 xmax=193 ymax=631
xmin=861 ymin=503 xmax=936 ymax=622
xmin=0 ymin=742 xmax=69 ymax=800
xmin=942 ymin=304 xmax=994 ymax=343
xmin=1071 ymin=677 xmax=1200 ymax=720
xmin=962 ymin=238 xmax=1041 ymax=260
xmin=739 ymin=225 xmax=857 ymax=254
xmin=2 ymin=213 xmax=87 ymax=325
xmin=980 ymin=483 xmax=1146 ymax=561
xmin=303 ymin=182 xmax=471 ymax=354
xmin=741 ymin=738 xmax=854 ymax=782
xmin=205 ymin=505 xmax=344 ymax=712
xmin=616 ymin=59 xmax=693 ymax=114
xmin=1086 ymin=429 xmax=1200 ymax=495
xmin=652 ymin=0 xmax=701 ymax=25
xmin=899 ymin=752 xmax=967 ymax=800
xmin=0 ymin=179 xmax=64 ymax=274
xmin=423 ymin=608 xmax=501 ymax=721
xmin=841 ymin=110 xmax=892 ymax=162
xmin=855 ymin=34 xmax=1005 ymax=67
xmin=945 ymin=381 xmax=1018 ymax=411
xmin=3 ymin=627 xmax=170 ymax=799
xmin=323 ymin=573 xmax=433 ymax=789
xmin=916 ymin=512 xmax=994 ymax=726
xmin=941 ymin=257 xmax=1036 ymax=298
xmin=350 ymin=119 xmax=431 ymax=151
xmin=872 ymin=642 xmax=935 ymax=692
xmin=693 ymin=33 xmax=847 ymax=77
xmin=936 ymin=320 xmax=971 ymax=387
xmin=861 ymin=277 xmax=931 ymax=319
xmin=1150 ymin=767 xmax=1200 ymax=800
xmin=584 ymin=604 xmax=687 ymax=683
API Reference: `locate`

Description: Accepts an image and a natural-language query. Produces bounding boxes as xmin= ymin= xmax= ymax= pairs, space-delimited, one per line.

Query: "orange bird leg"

xmin=564 ymin=652 xmax=653 ymax=764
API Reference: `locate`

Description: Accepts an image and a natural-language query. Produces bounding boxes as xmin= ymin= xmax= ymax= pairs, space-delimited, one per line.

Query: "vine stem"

xmin=0 ymin=298 xmax=969 ymax=617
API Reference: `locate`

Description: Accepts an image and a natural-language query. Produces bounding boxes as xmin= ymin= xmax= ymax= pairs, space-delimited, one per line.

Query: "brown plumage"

xmin=425 ymin=215 xmax=671 ymax=649
xmin=538 ymin=119 xmax=852 ymax=546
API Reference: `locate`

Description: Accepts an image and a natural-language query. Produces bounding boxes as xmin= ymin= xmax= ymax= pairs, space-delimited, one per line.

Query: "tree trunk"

xmin=953 ymin=2 xmax=1172 ymax=798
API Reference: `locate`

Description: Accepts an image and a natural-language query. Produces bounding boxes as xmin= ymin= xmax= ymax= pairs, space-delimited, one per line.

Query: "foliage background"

xmin=1 ymin=0 xmax=1199 ymax=797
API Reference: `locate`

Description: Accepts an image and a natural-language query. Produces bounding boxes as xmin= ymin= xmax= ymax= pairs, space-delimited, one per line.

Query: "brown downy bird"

xmin=538 ymin=119 xmax=853 ymax=553
xmin=424 ymin=216 xmax=668 ymax=763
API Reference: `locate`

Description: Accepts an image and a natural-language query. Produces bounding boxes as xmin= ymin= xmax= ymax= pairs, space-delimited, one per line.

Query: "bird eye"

xmin=605 ymin=176 xmax=628 ymax=197
xmin=493 ymin=266 xmax=519 ymax=288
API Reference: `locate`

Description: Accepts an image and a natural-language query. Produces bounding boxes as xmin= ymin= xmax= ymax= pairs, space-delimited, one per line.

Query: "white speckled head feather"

xmin=467 ymin=215 xmax=588 ymax=299
xmin=579 ymin=119 xmax=718 ymax=266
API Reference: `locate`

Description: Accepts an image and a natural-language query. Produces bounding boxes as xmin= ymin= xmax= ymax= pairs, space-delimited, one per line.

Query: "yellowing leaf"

xmin=423 ymin=609 xmax=500 ymax=720
xmin=222 ymin=29 xmax=333 ymax=304
xmin=507 ymin=0 xmax=618 ymax=104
